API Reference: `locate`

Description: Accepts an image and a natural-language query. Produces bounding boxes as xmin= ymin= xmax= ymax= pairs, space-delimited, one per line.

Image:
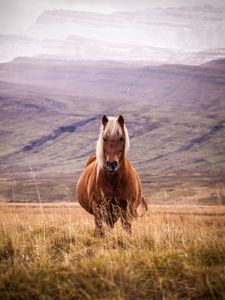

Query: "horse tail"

xmin=137 ymin=196 xmax=148 ymax=217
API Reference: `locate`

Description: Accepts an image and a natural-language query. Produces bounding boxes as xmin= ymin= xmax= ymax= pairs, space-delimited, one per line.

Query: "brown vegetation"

xmin=0 ymin=204 xmax=224 ymax=299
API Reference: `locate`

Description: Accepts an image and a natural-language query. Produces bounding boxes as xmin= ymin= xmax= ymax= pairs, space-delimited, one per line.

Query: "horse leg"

xmin=121 ymin=212 xmax=132 ymax=233
xmin=106 ymin=210 xmax=115 ymax=229
xmin=120 ymin=200 xmax=132 ymax=234
xmin=93 ymin=204 xmax=105 ymax=237
xmin=106 ymin=200 xmax=120 ymax=229
xmin=94 ymin=216 xmax=105 ymax=237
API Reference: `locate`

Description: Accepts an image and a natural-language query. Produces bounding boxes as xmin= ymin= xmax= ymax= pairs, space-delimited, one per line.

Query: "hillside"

xmin=0 ymin=57 xmax=224 ymax=202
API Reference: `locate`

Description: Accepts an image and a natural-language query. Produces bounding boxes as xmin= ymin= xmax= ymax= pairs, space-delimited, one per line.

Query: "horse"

xmin=76 ymin=115 xmax=147 ymax=236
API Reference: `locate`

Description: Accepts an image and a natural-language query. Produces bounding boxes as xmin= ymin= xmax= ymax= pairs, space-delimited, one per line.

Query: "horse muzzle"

xmin=105 ymin=160 xmax=119 ymax=173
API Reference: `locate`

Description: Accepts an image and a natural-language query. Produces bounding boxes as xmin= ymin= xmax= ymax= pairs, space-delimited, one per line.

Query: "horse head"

xmin=96 ymin=115 xmax=130 ymax=174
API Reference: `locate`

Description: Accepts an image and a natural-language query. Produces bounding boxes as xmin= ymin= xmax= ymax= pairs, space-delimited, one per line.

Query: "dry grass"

xmin=0 ymin=204 xmax=225 ymax=299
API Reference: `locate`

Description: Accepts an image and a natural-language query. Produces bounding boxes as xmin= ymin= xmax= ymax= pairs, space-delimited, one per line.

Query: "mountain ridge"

xmin=0 ymin=57 xmax=224 ymax=180
xmin=1 ymin=6 xmax=225 ymax=64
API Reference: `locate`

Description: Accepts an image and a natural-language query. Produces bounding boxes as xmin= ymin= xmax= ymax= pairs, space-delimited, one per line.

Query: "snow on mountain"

xmin=28 ymin=6 xmax=225 ymax=50
xmin=0 ymin=6 xmax=225 ymax=64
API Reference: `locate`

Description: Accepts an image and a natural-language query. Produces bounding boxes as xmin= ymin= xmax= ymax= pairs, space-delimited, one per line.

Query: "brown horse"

xmin=76 ymin=115 xmax=147 ymax=236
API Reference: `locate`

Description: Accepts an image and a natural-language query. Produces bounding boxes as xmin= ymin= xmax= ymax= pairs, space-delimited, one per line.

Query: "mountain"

xmin=29 ymin=6 xmax=225 ymax=49
xmin=1 ymin=6 xmax=225 ymax=64
xmin=0 ymin=57 xmax=225 ymax=202
xmin=0 ymin=57 xmax=225 ymax=177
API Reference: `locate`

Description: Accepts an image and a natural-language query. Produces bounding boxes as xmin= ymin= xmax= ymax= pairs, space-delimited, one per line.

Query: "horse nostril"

xmin=106 ymin=161 xmax=118 ymax=171
xmin=113 ymin=161 xmax=118 ymax=169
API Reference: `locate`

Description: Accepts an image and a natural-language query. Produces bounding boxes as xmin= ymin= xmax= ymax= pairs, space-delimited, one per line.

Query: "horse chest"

xmin=99 ymin=177 xmax=124 ymax=202
xmin=100 ymin=185 xmax=120 ymax=201
xmin=94 ymin=170 xmax=133 ymax=206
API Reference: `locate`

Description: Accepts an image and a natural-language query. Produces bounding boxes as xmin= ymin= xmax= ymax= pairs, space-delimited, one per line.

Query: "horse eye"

xmin=119 ymin=137 xmax=124 ymax=142
xmin=103 ymin=137 xmax=107 ymax=142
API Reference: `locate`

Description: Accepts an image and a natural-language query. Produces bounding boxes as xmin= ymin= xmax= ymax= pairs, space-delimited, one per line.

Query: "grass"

xmin=0 ymin=204 xmax=225 ymax=299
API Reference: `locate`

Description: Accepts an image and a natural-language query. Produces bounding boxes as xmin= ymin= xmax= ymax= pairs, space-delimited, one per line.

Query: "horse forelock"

xmin=96 ymin=116 xmax=130 ymax=176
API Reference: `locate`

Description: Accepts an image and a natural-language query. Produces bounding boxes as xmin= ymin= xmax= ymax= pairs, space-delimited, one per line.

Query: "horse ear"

xmin=118 ymin=115 xmax=124 ymax=127
xmin=102 ymin=115 xmax=108 ymax=127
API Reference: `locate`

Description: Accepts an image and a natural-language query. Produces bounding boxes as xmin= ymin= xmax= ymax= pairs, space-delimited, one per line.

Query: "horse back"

xmin=85 ymin=155 xmax=96 ymax=167
xmin=124 ymin=158 xmax=147 ymax=215
xmin=76 ymin=157 xmax=97 ymax=215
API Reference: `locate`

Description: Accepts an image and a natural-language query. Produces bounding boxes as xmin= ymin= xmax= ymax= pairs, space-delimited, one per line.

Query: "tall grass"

xmin=0 ymin=205 xmax=225 ymax=299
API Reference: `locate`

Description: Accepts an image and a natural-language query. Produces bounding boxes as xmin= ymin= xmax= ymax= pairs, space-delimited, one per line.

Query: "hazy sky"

xmin=0 ymin=0 xmax=225 ymax=34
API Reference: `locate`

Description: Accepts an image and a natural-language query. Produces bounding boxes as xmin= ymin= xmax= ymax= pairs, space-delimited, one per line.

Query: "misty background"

xmin=1 ymin=0 xmax=225 ymax=64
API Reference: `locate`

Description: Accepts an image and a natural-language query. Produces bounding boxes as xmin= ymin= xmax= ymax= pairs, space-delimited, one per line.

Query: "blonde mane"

xmin=96 ymin=116 xmax=130 ymax=176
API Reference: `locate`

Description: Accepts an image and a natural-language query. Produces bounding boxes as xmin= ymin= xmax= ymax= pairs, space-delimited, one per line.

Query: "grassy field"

xmin=0 ymin=204 xmax=225 ymax=299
